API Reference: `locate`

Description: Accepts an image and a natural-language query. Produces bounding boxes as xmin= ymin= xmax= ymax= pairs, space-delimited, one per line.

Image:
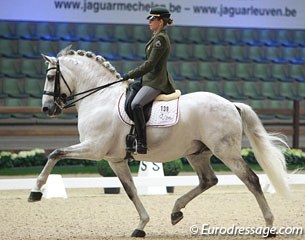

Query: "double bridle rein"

xmin=43 ymin=59 xmax=127 ymax=109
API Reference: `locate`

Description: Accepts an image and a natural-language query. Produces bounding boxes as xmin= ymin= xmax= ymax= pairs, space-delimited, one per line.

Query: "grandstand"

xmin=0 ymin=21 xmax=304 ymax=150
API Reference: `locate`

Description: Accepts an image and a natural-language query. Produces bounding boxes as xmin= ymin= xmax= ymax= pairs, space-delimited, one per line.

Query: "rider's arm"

xmin=126 ymin=35 xmax=168 ymax=79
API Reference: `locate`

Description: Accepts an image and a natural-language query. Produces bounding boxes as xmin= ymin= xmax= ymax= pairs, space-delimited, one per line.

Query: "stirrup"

xmin=136 ymin=140 xmax=147 ymax=154
xmin=126 ymin=133 xmax=136 ymax=153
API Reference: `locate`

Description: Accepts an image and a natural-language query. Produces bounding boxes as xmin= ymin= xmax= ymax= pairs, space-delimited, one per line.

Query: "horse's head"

xmin=41 ymin=46 xmax=76 ymax=117
xmin=41 ymin=45 xmax=126 ymax=117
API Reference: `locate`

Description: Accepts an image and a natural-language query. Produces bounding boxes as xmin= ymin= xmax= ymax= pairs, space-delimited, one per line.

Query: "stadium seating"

xmin=279 ymin=82 xmax=296 ymax=100
xmin=167 ymin=26 xmax=191 ymax=43
xmin=223 ymin=28 xmax=242 ymax=45
xmin=295 ymin=82 xmax=305 ymax=100
xmin=76 ymin=23 xmax=97 ymax=41
xmin=19 ymin=38 xmax=40 ymax=58
xmin=179 ymin=61 xmax=201 ymax=80
xmin=235 ymin=62 xmax=255 ymax=81
xmin=186 ymin=81 xmax=203 ymax=93
xmin=210 ymin=45 xmax=230 ymax=62
xmin=258 ymin=29 xmax=279 ymax=46
xmin=241 ymin=81 xmax=264 ymax=100
xmin=292 ymin=30 xmax=305 ymax=47
xmin=117 ymin=42 xmax=142 ymax=60
xmin=170 ymin=43 xmax=195 ymax=61
xmin=203 ymin=80 xmax=221 ymax=95
xmin=96 ymin=41 xmax=121 ymax=60
xmin=261 ymin=81 xmax=284 ymax=100
xmin=192 ymin=44 xmax=212 ymax=61
xmin=0 ymin=57 xmax=24 ymax=78
xmin=0 ymin=21 xmax=304 ymax=124
xmin=245 ymin=46 xmax=266 ymax=63
xmin=278 ymin=46 xmax=296 ymax=63
xmin=197 ymin=62 xmax=217 ymax=80
xmin=167 ymin=61 xmax=184 ymax=81
xmin=292 ymin=47 xmax=305 ymax=64
xmin=39 ymin=40 xmax=60 ymax=56
xmin=187 ymin=27 xmax=208 ymax=44
xmin=241 ymin=29 xmax=261 ymax=46
xmin=21 ymin=57 xmax=45 ymax=78
xmin=228 ymin=45 xmax=247 ymax=62
xmin=289 ymin=64 xmax=305 ymax=82
xmin=24 ymin=77 xmax=44 ymax=98
xmin=2 ymin=78 xmax=28 ymax=98
xmin=216 ymin=62 xmax=236 ymax=81
xmin=205 ymin=28 xmax=224 ymax=44
xmin=253 ymin=63 xmax=272 ymax=81
xmin=132 ymin=25 xmax=151 ymax=43
xmin=0 ymin=38 xmax=20 ymax=57
xmin=270 ymin=63 xmax=290 ymax=82
xmin=222 ymin=81 xmax=246 ymax=100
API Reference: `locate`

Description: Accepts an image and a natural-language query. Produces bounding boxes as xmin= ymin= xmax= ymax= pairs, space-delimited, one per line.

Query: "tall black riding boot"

xmin=132 ymin=105 xmax=147 ymax=154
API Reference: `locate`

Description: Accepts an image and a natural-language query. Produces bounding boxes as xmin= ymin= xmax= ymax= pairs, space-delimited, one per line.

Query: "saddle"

xmin=123 ymin=80 xmax=181 ymax=156
xmin=124 ymin=80 xmax=181 ymax=122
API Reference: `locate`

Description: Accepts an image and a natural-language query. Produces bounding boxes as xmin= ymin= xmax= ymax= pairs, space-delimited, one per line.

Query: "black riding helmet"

xmin=147 ymin=6 xmax=173 ymax=25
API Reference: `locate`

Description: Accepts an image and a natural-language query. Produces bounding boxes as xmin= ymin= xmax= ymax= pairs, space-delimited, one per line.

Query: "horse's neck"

xmin=74 ymin=74 xmax=126 ymax=110
xmin=61 ymin=56 xmax=126 ymax=112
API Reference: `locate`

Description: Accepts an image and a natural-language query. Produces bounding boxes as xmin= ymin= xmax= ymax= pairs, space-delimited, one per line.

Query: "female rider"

xmin=122 ymin=6 xmax=176 ymax=154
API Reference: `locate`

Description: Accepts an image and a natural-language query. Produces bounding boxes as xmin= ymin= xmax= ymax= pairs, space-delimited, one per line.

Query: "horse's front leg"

xmin=109 ymin=160 xmax=149 ymax=238
xmin=28 ymin=141 xmax=97 ymax=202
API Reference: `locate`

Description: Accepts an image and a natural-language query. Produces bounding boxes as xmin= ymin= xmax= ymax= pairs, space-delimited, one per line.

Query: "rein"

xmin=44 ymin=59 xmax=127 ymax=109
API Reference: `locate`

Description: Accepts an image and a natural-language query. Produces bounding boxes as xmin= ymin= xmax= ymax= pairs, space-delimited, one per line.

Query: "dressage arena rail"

xmin=1 ymin=174 xmax=305 ymax=191
xmin=1 ymin=102 xmax=305 ymax=148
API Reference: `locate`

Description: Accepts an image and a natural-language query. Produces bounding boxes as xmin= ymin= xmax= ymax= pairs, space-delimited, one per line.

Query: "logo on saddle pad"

xmin=118 ymin=93 xmax=179 ymax=127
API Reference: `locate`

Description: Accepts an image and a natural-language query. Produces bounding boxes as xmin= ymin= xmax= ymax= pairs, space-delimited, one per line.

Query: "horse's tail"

xmin=234 ymin=102 xmax=290 ymax=197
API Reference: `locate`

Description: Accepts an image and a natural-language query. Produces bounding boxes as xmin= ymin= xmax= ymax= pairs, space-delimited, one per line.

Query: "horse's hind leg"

xmin=171 ymin=150 xmax=218 ymax=225
xmin=217 ymin=153 xmax=274 ymax=230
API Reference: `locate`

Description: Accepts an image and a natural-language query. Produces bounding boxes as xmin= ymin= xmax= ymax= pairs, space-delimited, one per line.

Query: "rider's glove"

xmin=122 ymin=73 xmax=129 ymax=80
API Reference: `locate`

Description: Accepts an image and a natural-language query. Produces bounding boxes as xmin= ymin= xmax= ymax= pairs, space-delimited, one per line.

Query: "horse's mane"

xmin=57 ymin=46 xmax=122 ymax=80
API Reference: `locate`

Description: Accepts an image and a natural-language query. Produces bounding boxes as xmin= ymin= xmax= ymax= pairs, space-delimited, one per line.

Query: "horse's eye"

xmin=47 ymin=75 xmax=55 ymax=81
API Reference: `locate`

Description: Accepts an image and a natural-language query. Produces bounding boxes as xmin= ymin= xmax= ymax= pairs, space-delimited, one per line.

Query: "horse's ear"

xmin=57 ymin=45 xmax=72 ymax=57
xmin=41 ymin=54 xmax=56 ymax=64
xmin=41 ymin=54 xmax=51 ymax=63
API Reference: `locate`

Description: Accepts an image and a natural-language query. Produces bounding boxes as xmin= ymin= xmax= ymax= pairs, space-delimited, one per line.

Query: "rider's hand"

xmin=122 ymin=74 xmax=129 ymax=80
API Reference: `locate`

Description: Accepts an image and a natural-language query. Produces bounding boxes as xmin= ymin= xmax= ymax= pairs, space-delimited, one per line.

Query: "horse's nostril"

xmin=42 ymin=107 xmax=49 ymax=113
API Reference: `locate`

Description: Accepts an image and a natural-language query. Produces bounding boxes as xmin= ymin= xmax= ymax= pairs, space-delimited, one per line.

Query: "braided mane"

xmin=57 ymin=46 xmax=121 ymax=80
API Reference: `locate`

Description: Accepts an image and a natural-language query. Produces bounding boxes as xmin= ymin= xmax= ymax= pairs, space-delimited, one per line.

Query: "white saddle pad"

xmin=117 ymin=93 xmax=179 ymax=127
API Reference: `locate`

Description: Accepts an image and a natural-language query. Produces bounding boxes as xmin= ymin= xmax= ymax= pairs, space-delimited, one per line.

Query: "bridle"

xmin=43 ymin=59 xmax=127 ymax=109
xmin=44 ymin=60 xmax=72 ymax=109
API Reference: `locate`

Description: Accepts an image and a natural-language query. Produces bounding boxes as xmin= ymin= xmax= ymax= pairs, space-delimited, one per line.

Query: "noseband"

xmin=43 ymin=59 xmax=128 ymax=109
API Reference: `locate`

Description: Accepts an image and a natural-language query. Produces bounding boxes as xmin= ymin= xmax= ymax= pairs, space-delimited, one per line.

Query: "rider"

xmin=122 ymin=7 xmax=176 ymax=154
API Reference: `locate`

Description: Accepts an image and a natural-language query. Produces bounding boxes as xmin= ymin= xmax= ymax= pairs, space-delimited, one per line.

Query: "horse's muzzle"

xmin=42 ymin=100 xmax=62 ymax=116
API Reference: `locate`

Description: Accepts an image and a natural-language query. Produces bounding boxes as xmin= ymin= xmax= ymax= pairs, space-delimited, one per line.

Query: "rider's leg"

xmin=131 ymin=86 xmax=161 ymax=154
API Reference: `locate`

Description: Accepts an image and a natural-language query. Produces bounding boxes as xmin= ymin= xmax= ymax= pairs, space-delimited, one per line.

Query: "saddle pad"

xmin=117 ymin=93 xmax=179 ymax=127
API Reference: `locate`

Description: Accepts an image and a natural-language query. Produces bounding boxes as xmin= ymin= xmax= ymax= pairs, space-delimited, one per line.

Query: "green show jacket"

xmin=127 ymin=27 xmax=175 ymax=94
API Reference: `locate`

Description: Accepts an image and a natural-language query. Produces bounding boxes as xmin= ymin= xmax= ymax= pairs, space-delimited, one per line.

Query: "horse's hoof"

xmin=28 ymin=191 xmax=43 ymax=202
xmin=131 ymin=229 xmax=146 ymax=238
xmin=171 ymin=211 xmax=183 ymax=225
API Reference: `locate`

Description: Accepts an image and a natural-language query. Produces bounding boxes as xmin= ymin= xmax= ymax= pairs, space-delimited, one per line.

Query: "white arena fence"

xmin=0 ymin=174 xmax=305 ymax=191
